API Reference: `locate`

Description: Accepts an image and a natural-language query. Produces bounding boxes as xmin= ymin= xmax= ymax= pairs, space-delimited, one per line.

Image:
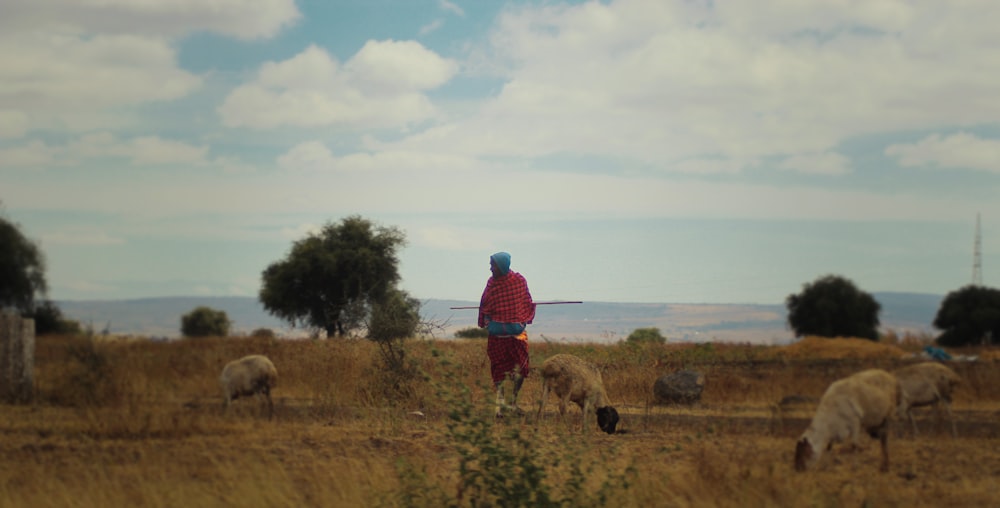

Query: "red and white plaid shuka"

xmin=487 ymin=333 xmax=530 ymax=384
xmin=478 ymin=270 xmax=535 ymax=329
xmin=479 ymin=270 xmax=536 ymax=383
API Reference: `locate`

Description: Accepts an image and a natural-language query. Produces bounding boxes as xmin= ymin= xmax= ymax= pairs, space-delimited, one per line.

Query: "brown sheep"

xmin=893 ymin=362 xmax=961 ymax=437
xmin=220 ymin=354 xmax=278 ymax=418
xmin=795 ymin=369 xmax=902 ymax=473
xmin=536 ymin=354 xmax=619 ymax=434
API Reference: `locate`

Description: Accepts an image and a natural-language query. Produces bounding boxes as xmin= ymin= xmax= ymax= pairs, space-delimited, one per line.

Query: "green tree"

xmin=626 ymin=327 xmax=667 ymax=344
xmin=786 ymin=274 xmax=881 ymax=340
xmin=181 ymin=306 xmax=231 ymax=337
xmin=30 ymin=299 xmax=82 ymax=335
xmin=368 ymin=288 xmax=421 ymax=343
xmin=0 ymin=214 xmax=47 ymax=313
xmin=933 ymin=285 xmax=1000 ymax=347
xmin=259 ymin=215 xmax=405 ymax=337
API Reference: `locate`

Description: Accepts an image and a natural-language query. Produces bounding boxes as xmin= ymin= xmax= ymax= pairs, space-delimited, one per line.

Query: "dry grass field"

xmin=1 ymin=334 xmax=999 ymax=507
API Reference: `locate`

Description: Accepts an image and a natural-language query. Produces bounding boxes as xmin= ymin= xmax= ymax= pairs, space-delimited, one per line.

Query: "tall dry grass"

xmin=0 ymin=334 xmax=998 ymax=507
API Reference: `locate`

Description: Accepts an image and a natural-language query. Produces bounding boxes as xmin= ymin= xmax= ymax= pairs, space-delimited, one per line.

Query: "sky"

xmin=2 ymin=0 xmax=999 ymax=306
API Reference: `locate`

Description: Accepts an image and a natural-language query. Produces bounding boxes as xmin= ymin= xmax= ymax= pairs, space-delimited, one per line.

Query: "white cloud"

xmin=671 ymin=158 xmax=747 ymax=175
xmin=0 ymin=134 xmax=210 ymax=169
xmin=0 ymin=0 xmax=299 ymax=136
xmin=1 ymin=0 xmax=300 ymax=40
xmin=277 ymin=141 xmax=337 ymax=172
xmin=218 ymin=42 xmax=457 ymax=129
xmin=412 ymin=226 xmax=491 ymax=251
xmin=0 ymin=33 xmax=202 ymax=132
xmin=0 ymin=110 xmax=28 ymax=139
xmin=60 ymin=279 xmax=119 ymax=294
xmin=382 ymin=0 xmax=1000 ymax=174
xmin=280 ymin=223 xmax=322 ymax=240
xmin=778 ymin=152 xmax=851 ymax=175
xmin=129 ymin=137 xmax=209 ymax=166
xmin=0 ymin=140 xmax=56 ymax=169
xmin=41 ymin=231 xmax=125 ymax=246
xmin=440 ymin=0 xmax=465 ymax=17
xmin=420 ymin=19 xmax=445 ymax=36
xmin=885 ymin=132 xmax=1000 ymax=173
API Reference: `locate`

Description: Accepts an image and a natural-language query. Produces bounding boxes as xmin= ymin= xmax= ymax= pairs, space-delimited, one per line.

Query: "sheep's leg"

xmin=907 ymin=409 xmax=919 ymax=438
xmin=582 ymin=399 xmax=592 ymax=433
xmin=494 ymin=382 xmax=505 ymax=419
xmin=264 ymin=386 xmax=274 ymax=420
xmin=877 ymin=423 xmax=890 ymax=472
xmin=557 ymin=397 xmax=569 ymax=429
xmin=536 ymin=381 xmax=550 ymax=423
xmin=510 ymin=373 xmax=524 ymax=414
xmin=941 ymin=400 xmax=957 ymax=438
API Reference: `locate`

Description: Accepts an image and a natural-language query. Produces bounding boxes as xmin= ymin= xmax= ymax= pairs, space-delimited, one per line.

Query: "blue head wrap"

xmin=490 ymin=251 xmax=511 ymax=276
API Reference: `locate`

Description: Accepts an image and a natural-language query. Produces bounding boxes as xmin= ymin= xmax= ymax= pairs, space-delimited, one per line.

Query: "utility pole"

xmin=972 ymin=212 xmax=983 ymax=286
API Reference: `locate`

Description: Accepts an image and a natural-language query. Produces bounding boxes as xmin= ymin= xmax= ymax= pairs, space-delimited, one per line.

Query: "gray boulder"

xmin=653 ymin=369 xmax=705 ymax=404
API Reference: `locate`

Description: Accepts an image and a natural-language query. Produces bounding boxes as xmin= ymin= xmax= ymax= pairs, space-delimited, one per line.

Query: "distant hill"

xmin=56 ymin=291 xmax=942 ymax=344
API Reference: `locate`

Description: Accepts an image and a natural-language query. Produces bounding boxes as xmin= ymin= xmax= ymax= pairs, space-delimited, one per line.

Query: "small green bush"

xmin=391 ymin=350 xmax=634 ymax=507
xmin=180 ymin=306 xmax=231 ymax=337
xmin=626 ymin=327 xmax=666 ymax=344
xmin=454 ymin=327 xmax=488 ymax=339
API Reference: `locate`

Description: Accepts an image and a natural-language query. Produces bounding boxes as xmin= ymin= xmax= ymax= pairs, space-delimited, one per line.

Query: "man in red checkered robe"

xmin=478 ymin=251 xmax=536 ymax=418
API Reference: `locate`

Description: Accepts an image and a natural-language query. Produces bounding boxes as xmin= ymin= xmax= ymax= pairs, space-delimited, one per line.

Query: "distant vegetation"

xmin=259 ymin=215 xmax=413 ymax=338
xmin=626 ymin=326 xmax=667 ymax=344
xmin=454 ymin=326 xmax=488 ymax=339
xmin=180 ymin=306 xmax=231 ymax=337
xmin=786 ymin=274 xmax=881 ymax=340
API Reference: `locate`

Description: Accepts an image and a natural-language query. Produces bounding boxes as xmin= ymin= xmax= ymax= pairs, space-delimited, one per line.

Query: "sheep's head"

xmin=794 ymin=437 xmax=816 ymax=471
xmin=597 ymin=406 xmax=619 ymax=434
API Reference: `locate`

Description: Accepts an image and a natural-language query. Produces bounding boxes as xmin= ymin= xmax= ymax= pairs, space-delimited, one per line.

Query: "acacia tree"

xmin=259 ymin=215 xmax=406 ymax=337
xmin=933 ymin=285 xmax=1000 ymax=346
xmin=786 ymin=274 xmax=882 ymax=341
xmin=0 ymin=213 xmax=48 ymax=313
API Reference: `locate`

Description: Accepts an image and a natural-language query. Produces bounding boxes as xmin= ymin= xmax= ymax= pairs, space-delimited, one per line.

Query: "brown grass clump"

xmin=975 ymin=348 xmax=1000 ymax=362
xmin=776 ymin=336 xmax=907 ymax=360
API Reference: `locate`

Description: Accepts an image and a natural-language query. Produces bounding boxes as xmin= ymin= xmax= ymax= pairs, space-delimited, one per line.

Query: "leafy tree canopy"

xmin=933 ymin=285 xmax=1000 ymax=347
xmin=626 ymin=327 xmax=667 ymax=344
xmin=181 ymin=306 xmax=231 ymax=337
xmin=368 ymin=288 xmax=421 ymax=343
xmin=785 ymin=274 xmax=881 ymax=341
xmin=0 ymin=214 xmax=47 ymax=313
xmin=30 ymin=299 xmax=82 ymax=335
xmin=259 ymin=215 xmax=405 ymax=337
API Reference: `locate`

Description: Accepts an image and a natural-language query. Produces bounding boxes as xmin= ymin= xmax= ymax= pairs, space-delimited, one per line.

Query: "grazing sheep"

xmin=794 ymin=369 xmax=902 ymax=473
xmin=536 ymin=354 xmax=619 ymax=434
xmin=893 ymin=362 xmax=961 ymax=437
xmin=220 ymin=354 xmax=278 ymax=418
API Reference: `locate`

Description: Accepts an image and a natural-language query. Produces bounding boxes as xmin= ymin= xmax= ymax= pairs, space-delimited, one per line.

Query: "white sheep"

xmin=220 ymin=354 xmax=278 ymax=418
xmin=893 ymin=362 xmax=961 ymax=437
xmin=536 ymin=354 xmax=619 ymax=434
xmin=794 ymin=368 xmax=902 ymax=473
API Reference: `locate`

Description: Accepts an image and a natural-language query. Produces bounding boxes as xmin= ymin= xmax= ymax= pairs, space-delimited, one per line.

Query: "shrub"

xmin=180 ymin=306 xmax=231 ymax=337
xmin=30 ymin=299 xmax=82 ymax=335
xmin=786 ymin=274 xmax=881 ymax=340
xmin=394 ymin=350 xmax=635 ymax=507
xmin=626 ymin=327 xmax=667 ymax=344
xmin=250 ymin=328 xmax=275 ymax=338
xmin=454 ymin=326 xmax=488 ymax=339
